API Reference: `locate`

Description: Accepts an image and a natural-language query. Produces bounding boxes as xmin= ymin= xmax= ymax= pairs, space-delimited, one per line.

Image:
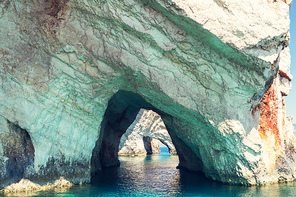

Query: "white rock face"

xmin=0 ymin=0 xmax=294 ymax=187
xmin=118 ymin=109 xmax=176 ymax=156
xmin=171 ymin=0 xmax=291 ymax=63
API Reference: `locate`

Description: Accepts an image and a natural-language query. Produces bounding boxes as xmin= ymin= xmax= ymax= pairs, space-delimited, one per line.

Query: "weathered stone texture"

xmin=0 ymin=0 xmax=294 ymax=187
xmin=143 ymin=137 xmax=160 ymax=155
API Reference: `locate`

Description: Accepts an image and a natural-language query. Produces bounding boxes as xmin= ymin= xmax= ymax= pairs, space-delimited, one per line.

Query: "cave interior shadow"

xmin=90 ymin=90 xmax=207 ymax=186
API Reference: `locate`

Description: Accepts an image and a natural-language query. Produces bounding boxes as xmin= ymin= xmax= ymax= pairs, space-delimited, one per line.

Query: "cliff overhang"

xmin=0 ymin=0 xmax=294 ymax=189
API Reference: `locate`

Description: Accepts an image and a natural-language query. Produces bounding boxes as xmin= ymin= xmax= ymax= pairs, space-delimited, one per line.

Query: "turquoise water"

xmin=3 ymin=147 xmax=296 ymax=196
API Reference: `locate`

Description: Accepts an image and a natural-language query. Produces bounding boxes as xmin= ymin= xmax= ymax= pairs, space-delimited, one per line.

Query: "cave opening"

xmin=117 ymin=108 xmax=176 ymax=157
xmin=159 ymin=141 xmax=170 ymax=154
xmin=0 ymin=120 xmax=35 ymax=185
xmin=90 ymin=90 xmax=183 ymax=175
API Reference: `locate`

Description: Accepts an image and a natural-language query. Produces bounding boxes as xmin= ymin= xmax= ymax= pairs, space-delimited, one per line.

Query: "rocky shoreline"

xmin=1 ymin=177 xmax=72 ymax=194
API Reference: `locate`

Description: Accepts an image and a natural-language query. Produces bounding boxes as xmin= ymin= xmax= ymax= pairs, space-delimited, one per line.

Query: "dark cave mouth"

xmin=1 ymin=120 xmax=35 ymax=184
xmin=90 ymin=90 xmax=181 ymax=173
xmin=90 ymin=90 xmax=205 ymax=179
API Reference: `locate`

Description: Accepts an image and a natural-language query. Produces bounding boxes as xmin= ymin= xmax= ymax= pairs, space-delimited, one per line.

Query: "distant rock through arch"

xmin=118 ymin=109 xmax=177 ymax=156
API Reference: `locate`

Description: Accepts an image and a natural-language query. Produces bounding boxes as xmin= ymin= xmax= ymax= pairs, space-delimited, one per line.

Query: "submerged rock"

xmin=0 ymin=0 xmax=294 ymax=187
xmin=118 ymin=109 xmax=176 ymax=156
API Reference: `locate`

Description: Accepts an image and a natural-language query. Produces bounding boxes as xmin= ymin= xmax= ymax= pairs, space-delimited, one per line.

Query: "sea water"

xmin=3 ymin=147 xmax=296 ymax=197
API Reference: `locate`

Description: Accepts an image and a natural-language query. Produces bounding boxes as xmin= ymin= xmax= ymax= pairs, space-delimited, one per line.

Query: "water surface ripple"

xmin=2 ymin=148 xmax=296 ymax=196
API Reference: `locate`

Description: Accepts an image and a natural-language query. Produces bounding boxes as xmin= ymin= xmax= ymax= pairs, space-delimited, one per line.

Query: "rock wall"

xmin=118 ymin=109 xmax=176 ymax=156
xmin=0 ymin=0 xmax=294 ymax=187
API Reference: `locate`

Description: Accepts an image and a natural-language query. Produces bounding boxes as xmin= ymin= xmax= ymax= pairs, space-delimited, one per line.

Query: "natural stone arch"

xmin=159 ymin=139 xmax=177 ymax=155
xmin=0 ymin=0 xmax=294 ymax=188
xmin=143 ymin=136 xmax=160 ymax=155
xmin=90 ymin=90 xmax=202 ymax=173
xmin=118 ymin=109 xmax=176 ymax=156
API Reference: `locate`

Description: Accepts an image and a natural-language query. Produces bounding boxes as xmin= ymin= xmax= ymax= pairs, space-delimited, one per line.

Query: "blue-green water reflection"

xmin=2 ymin=147 xmax=296 ymax=196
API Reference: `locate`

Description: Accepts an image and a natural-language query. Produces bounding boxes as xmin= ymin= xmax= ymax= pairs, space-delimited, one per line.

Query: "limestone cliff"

xmin=0 ymin=0 xmax=294 ymax=187
xmin=118 ymin=109 xmax=176 ymax=156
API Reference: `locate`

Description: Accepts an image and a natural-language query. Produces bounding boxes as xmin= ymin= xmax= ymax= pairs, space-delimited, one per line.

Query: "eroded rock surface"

xmin=143 ymin=137 xmax=160 ymax=155
xmin=2 ymin=177 xmax=72 ymax=193
xmin=118 ymin=109 xmax=176 ymax=156
xmin=0 ymin=0 xmax=294 ymax=187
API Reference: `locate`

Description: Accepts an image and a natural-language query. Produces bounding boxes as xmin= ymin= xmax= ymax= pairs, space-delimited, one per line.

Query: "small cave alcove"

xmin=0 ymin=120 xmax=35 ymax=185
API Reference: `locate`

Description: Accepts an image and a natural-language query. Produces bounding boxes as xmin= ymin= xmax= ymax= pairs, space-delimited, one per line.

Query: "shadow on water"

xmin=2 ymin=150 xmax=296 ymax=196
xmin=90 ymin=153 xmax=182 ymax=196
xmin=89 ymin=150 xmax=296 ymax=197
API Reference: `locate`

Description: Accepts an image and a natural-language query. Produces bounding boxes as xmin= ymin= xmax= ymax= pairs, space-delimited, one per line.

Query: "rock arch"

xmin=143 ymin=136 xmax=160 ymax=155
xmin=118 ymin=109 xmax=177 ymax=156
xmin=90 ymin=90 xmax=201 ymax=173
xmin=0 ymin=0 xmax=294 ymax=187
